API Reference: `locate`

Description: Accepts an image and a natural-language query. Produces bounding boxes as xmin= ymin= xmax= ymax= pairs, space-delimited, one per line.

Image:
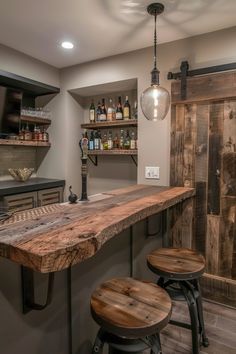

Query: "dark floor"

xmin=160 ymin=300 xmax=236 ymax=354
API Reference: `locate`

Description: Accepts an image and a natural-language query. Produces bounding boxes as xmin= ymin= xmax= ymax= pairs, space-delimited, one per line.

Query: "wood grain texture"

xmin=0 ymin=185 xmax=194 ymax=273
xmin=205 ymin=215 xmax=220 ymax=274
xmin=207 ymin=102 xmax=223 ymax=215
xmin=201 ymin=273 xmax=236 ymax=307
xmin=219 ymin=197 xmax=236 ymax=278
xmin=160 ymin=299 xmax=236 ymax=354
xmin=171 ymin=72 xmax=236 ymax=104
xmin=90 ymin=277 xmax=172 ymax=338
xmin=147 ymin=248 xmax=205 ymax=280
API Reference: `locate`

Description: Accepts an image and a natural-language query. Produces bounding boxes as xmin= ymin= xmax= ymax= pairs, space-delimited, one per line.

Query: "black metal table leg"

xmin=194 ymin=280 xmax=209 ymax=347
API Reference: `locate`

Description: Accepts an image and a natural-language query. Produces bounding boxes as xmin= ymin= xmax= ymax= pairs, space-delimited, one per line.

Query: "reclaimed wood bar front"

xmin=0 ymin=185 xmax=194 ymax=273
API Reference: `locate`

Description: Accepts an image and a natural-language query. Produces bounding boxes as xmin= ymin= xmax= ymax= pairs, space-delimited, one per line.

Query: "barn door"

xmin=170 ymin=71 xmax=236 ymax=307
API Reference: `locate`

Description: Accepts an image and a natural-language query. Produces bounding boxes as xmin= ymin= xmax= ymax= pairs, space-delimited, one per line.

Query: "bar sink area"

xmin=0 ymin=1 xmax=236 ymax=354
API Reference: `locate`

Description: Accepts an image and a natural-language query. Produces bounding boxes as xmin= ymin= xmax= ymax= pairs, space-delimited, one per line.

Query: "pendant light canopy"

xmin=140 ymin=3 xmax=170 ymax=121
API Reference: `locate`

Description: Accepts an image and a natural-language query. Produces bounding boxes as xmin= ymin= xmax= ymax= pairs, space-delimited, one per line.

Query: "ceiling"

xmin=0 ymin=0 xmax=236 ymax=68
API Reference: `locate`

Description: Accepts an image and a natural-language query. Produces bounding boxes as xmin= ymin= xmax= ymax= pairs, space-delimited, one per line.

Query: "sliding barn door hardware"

xmin=168 ymin=60 xmax=236 ymax=100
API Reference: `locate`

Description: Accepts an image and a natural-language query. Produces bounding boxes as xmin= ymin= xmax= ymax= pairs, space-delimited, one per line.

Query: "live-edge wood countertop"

xmin=0 ymin=185 xmax=195 ymax=273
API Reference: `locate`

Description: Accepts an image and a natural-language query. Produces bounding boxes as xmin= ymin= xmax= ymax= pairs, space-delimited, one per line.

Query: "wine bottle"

xmin=107 ymin=98 xmax=114 ymax=121
xmin=108 ymin=131 xmax=113 ymax=150
xmin=100 ymin=98 xmax=107 ymax=121
xmin=96 ymin=101 xmax=101 ymax=122
xmin=123 ymin=96 xmax=131 ymax=120
xmin=119 ymin=129 xmax=124 ymax=149
xmin=116 ymin=96 xmax=123 ymax=120
xmin=89 ymin=131 xmax=94 ymax=150
xmin=94 ymin=130 xmax=100 ymax=150
xmin=124 ymin=130 xmax=131 ymax=149
xmin=130 ymin=130 xmax=136 ymax=150
xmin=89 ymin=100 xmax=95 ymax=123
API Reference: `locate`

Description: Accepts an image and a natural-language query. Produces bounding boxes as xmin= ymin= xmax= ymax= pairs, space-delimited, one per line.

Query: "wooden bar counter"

xmin=0 ymin=185 xmax=195 ymax=273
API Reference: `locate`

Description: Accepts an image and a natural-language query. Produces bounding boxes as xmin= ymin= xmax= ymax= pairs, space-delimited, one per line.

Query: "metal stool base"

xmin=158 ymin=277 xmax=209 ymax=354
xmin=92 ymin=328 xmax=162 ymax=354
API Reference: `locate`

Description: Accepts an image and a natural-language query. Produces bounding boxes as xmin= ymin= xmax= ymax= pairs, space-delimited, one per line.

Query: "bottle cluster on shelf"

xmin=18 ymin=123 xmax=49 ymax=142
xmin=21 ymin=107 xmax=52 ymax=120
xmin=89 ymin=96 xmax=137 ymax=123
xmin=84 ymin=129 xmax=137 ymax=151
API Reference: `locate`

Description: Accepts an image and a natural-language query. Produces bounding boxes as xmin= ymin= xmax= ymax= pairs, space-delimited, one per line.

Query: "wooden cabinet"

xmin=2 ymin=187 xmax=64 ymax=212
xmin=3 ymin=191 xmax=37 ymax=212
xmin=38 ymin=187 xmax=63 ymax=207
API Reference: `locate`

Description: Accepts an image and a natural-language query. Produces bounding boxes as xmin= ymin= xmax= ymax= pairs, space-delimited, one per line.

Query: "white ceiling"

xmin=0 ymin=0 xmax=236 ymax=68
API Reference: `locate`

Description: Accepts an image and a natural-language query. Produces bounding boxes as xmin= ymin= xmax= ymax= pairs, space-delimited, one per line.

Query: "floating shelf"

xmin=88 ymin=149 xmax=137 ymax=156
xmin=0 ymin=139 xmax=51 ymax=147
xmin=81 ymin=119 xmax=137 ymax=129
xmin=20 ymin=115 xmax=51 ymax=126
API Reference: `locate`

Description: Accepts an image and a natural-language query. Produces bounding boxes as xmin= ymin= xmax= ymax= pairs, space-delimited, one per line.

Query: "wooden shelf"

xmin=81 ymin=119 xmax=137 ymax=129
xmin=88 ymin=149 xmax=137 ymax=156
xmin=0 ymin=139 xmax=51 ymax=147
xmin=21 ymin=115 xmax=51 ymax=125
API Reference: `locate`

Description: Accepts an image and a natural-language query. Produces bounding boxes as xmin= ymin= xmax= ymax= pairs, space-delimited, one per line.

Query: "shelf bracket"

xmin=88 ymin=155 xmax=98 ymax=166
xmin=21 ymin=266 xmax=55 ymax=314
xmin=130 ymin=155 xmax=137 ymax=166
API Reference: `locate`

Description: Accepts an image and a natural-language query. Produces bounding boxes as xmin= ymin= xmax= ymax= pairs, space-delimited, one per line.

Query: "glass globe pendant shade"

xmin=140 ymin=84 xmax=170 ymax=121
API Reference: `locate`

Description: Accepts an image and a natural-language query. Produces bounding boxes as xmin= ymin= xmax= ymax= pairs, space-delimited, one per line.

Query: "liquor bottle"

xmin=130 ymin=130 xmax=136 ymax=150
xmin=107 ymin=98 xmax=114 ymax=121
xmin=96 ymin=101 xmax=102 ymax=122
xmin=123 ymin=96 xmax=131 ymax=120
xmin=33 ymin=125 xmax=38 ymax=141
xmin=89 ymin=131 xmax=94 ymax=150
xmin=89 ymin=100 xmax=95 ymax=123
xmin=133 ymin=100 xmax=138 ymax=120
xmin=108 ymin=131 xmax=113 ymax=150
xmin=24 ymin=123 xmax=32 ymax=141
xmin=100 ymin=98 xmax=107 ymax=121
xmin=42 ymin=128 xmax=49 ymax=142
xmin=94 ymin=130 xmax=100 ymax=150
xmin=116 ymin=96 xmax=123 ymax=120
xmin=102 ymin=132 xmax=108 ymax=150
xmin=19 ymin=125 xmax=25 ymax=140
xmin=113 ymin=133 xmax=119 ymax=149
xmin=124 ymin=130 xmax=131 ymax=149
xmin=119 ymin=129 xmax=124 ymax=149
xmin=38 ymin=127 xmax=43 ymax=141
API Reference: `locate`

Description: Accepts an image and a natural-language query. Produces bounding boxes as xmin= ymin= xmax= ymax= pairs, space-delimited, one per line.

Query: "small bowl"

xmin=8 ymin=168 xmax=34 ymax=182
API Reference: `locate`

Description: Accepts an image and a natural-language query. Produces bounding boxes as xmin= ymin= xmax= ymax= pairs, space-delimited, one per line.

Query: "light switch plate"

xmin=145 ymin=166 xmax=160 ymax=179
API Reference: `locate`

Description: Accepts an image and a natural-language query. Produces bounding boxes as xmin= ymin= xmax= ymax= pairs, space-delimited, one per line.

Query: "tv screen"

xmin=0 ymin=86 xmax=22 ymax=138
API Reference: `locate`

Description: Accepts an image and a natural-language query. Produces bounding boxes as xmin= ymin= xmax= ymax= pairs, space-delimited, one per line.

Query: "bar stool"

xmin=146 ymin=248 xmax=209 ymax=354
xmin=91 ymin=277 xmax=172 ymax=353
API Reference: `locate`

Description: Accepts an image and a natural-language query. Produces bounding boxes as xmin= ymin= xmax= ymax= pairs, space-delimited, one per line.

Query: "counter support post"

xmin=67 ymin=266 xmax=73 ymax=354
xmin=130 ymin=226 xmax=133 ymax=277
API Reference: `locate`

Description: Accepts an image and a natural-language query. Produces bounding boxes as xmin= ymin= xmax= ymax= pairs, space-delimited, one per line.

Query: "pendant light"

xmin=140 ymin=3 xmax=170 ymax=121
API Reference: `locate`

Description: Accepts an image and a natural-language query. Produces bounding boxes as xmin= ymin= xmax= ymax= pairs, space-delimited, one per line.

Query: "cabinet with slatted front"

xmin=2 ymin=187 xmax=64 ymax=213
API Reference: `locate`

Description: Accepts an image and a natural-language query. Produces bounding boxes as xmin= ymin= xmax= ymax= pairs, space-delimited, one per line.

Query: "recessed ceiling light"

xmin=61 ymin=41 xmax=74 ymax=49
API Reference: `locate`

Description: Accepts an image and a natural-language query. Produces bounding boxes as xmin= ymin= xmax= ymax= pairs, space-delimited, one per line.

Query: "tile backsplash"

xmin=0 ymin=146 xmax=37 ymax=180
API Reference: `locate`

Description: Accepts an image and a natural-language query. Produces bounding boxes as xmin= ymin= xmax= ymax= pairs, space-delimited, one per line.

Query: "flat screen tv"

xmin=0 ymin=86 xmax=22 ymax=138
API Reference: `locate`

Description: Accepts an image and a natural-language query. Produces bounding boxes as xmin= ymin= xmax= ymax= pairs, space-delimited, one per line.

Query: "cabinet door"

xmin=3 ymin=191 xmax=37 ymax=212
xmin=37 ymin=187 xmax=64 ymax=206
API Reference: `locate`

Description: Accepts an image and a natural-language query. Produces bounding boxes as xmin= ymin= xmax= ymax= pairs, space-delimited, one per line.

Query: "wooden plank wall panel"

xmin=207 ymin=102 xmax=223 ymax=215
xmin=171 ymin=72 xmax=236 ymax=307
xmin=219 ymin=197 xmax=236 ymax=278
xmin=206 ymin=215 xmax=220 ymax=274
xmin=171 ymin=71 xmax=236 ymax=104
xmin=183 ymin=104 xmax=196 ymax=188
xmin=194 ymin=104 xmax=209 ymax=254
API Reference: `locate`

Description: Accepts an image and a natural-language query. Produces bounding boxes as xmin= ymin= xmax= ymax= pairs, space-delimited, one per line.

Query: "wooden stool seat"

xmin=147 ymin=248 xmax=205 ymax=280
xmin=91 ymin=277 xmax=172 ymax=339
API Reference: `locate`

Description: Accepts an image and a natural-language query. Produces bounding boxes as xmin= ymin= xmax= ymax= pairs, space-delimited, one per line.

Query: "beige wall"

xmin=38 ymin=26 xmax=236 ymax=196
xmin=0 ymin=44 xmax=59 ymax=87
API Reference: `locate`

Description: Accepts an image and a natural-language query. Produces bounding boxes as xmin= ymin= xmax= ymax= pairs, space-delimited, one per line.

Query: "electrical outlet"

xmin=145 ymin=166 xmax=160 ymax=179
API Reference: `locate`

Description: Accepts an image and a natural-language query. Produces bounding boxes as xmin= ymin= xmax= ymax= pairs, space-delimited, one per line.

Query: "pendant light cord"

xmin=154 ymin=11 xmax=157 ymax=70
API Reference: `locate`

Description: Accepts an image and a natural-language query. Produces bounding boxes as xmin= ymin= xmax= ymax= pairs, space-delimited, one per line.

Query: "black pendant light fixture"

xmin=140 ymin=3 xmax=170 ymax=121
